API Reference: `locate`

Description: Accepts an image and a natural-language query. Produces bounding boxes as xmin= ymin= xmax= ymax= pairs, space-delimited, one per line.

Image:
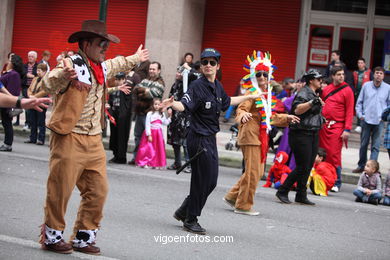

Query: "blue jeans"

xmin=353 ymin=189 xmax=382 ymax=202
xmin=334 ymin=166 xmax=342 ymax=188
xmin=383 ymin=196 xmax=390 ymax=206
xmin=29 ymin=109 xmax=47 ymax=143
xmin=358 ymin=121 xmax=384 ymax=169
xmin=224 ymin=105 xmax=236 ymax=119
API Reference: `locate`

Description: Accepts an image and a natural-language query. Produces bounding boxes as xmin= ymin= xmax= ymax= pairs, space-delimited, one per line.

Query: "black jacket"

xmin=289 ymin=85 xmax=324 ymax=131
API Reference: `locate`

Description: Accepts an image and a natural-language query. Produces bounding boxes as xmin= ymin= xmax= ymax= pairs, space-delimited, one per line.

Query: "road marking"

xmin=0 ymin=234 xmax=120 ymax=260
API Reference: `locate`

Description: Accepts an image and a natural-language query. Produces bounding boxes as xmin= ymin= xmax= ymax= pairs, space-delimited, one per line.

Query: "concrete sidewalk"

xmin=1 ymin=108 xmax=389 ymax=185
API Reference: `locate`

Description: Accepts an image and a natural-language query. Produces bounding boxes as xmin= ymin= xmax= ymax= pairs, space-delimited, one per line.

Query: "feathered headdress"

xmin=241 ymin=50 xmax=277 ymax=132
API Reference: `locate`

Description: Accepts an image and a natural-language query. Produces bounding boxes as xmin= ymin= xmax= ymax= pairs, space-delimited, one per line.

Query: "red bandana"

xmin=87 ymin=58 xmax=104 ymax=85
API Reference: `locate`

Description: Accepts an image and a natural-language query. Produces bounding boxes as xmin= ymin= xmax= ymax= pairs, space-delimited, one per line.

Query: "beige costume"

xmin=225 ymin=96 xmax=289 ymax=210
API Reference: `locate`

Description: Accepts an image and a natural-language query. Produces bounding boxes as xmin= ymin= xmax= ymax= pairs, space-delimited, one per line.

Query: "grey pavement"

xmin=0 ymin=137 xmax=389 ymax=259
xmin=2 ymin=108 xmax=389 ymax=185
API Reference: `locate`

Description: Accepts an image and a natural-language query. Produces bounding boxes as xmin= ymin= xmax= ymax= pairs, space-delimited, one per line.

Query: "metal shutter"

xmin=202 ymin=0 xmax=301 ymax=95
xmin=12 ymin=0 xmax=148 ymax=64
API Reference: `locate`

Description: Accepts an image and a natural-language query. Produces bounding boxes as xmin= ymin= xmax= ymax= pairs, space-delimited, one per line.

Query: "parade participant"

xmin=161 ymin=48 xmax=262 ymax=235
xmin=223 ymin=51 xmax=300 ymax=215
xmin=263 ymin=151 xmax=292 ymax=189
xmin=319 ymin=66 xmax=354 ymax=192
xmin=276 ymin=69 xmax=325 ymax=205
xmin=40 ymin=20 xmax=149 ymax=255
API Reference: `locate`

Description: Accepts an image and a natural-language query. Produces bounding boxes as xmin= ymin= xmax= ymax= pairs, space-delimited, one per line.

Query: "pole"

xmin=99 ymin=0 xmax=108 ymax=22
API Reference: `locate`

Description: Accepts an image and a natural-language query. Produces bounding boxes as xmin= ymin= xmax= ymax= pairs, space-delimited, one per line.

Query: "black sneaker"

xmin=183 ymin=220 xmax=206 ymax=235
xmin=167 ymin=164 xmax=181 ymax=170
xmin=24 ymin=140 xmax=36 ymax=144
xmin=276 ymin=191 xmax=291 ymax=204
xmin=355 ymin=197 xmax=363 ymax=203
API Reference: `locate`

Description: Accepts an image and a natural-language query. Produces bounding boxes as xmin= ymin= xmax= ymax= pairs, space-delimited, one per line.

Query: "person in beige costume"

xmin=223 ymin=51 xmax=299 ymax=215
xmin=39 ymin=20 xmax=149 ymax=255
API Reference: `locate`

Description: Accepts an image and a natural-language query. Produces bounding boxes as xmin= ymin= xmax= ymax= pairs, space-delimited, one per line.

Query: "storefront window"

xmin=375 ymin=0 xmax=390 ymax=16
xmin=312 ymin=0 xmax=368 ymax=14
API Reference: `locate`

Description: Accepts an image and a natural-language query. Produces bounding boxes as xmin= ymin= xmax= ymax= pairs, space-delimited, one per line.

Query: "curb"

xmin=2 ymin=126 xmax=362 ymax=185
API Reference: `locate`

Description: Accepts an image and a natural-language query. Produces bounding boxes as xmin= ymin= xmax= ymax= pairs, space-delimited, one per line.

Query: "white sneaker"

xmin=330 ymin=186 xmax=339 ymax=193
xmin=22 ymin=125 xmax=29 ymax=131
xmin=234 ymin=208 xmax=260 ymax=216
xmin=355 ymin=126 xmax=362 ymax=133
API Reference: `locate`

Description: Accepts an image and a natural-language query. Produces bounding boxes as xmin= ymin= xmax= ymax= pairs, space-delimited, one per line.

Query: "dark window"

xmin=312 ymin=0 xmax=368 ymax=14
xmin=375 ymin=0 xmax=390 ymax=16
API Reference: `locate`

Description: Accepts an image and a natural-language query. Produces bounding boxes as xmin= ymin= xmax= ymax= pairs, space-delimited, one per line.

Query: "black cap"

xmin=302 ymin=69 xmax=322 ymax=80
xmin=200 ymin=48 xmax=221 ymax=62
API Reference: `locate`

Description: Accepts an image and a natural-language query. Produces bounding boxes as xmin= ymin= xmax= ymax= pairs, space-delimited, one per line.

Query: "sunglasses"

xmin=256 ymin=71 xmax=268 ymax=78
xmin=99 ymin=40 xmax=109 ymax=49
xmin=201 ymin=59 xmax=217 ymax=66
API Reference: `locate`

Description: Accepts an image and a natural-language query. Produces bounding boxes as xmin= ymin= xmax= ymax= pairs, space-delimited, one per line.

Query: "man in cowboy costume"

xmin=40 ymin=20 xmax=149 ymax=255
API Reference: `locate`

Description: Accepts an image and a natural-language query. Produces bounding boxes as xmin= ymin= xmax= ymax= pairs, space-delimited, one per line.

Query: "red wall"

xmin=12 ymin=0 xmax=148 ymax=64
xmin=202 ymin=0 xmax=301 ymax=95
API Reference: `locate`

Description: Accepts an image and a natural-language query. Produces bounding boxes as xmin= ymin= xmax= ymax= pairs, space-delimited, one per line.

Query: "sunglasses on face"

xmin=99 ymin=40 xmax=109 ymax=49
xmin=256 ymin=71 xmax=268 ymax=78
xmin=201 ymin=59 xmax=217 ymax=66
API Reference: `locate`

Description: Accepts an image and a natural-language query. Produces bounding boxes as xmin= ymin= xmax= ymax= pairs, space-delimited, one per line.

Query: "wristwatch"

xmin=15 ymin=96 xmax=23 ymax=109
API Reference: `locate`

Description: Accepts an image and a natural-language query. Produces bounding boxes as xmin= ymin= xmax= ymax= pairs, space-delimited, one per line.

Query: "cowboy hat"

xmin=68 ymin=20 xmax=120 ymax=44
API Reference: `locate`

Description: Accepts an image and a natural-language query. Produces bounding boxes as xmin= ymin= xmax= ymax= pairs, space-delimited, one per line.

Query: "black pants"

xmin=29 ymin=108 xmax=47 ymax=143
xmin=109 ymin=111 xmax=132 ymax=162
xmin=0 ymin=108 xmax=14 ymax=146
xmin=280 ymin=130 xmax=319 ymax=196
xmin=132 ymin=114 xmax=146 ymax=158
xmin=178 ymin=132 xmax=218 ymax=218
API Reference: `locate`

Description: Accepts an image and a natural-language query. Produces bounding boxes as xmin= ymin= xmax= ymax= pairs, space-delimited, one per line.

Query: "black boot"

xmin=173 ymin=197 xmax=189 ymax=222
xmin=295 ymin=192 xmax=315 ymax=205
xmin=276 ymin=186 xmax=291 ymax=204
xmin=183 ymin=215 xmax=206 ymax=235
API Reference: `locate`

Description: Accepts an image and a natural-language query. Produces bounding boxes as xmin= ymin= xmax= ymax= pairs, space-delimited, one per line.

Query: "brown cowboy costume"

xmin=40 ymin=20 xmax=141 ymax=254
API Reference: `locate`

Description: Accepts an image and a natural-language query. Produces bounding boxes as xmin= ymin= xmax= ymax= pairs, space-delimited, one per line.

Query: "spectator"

xmin=353 ymin=57 xmax=373 ymax=133
xmin=56 ymin=54 xmax=64 ymax=66
xmin=0 ymin=54 xmax=24 ymax=152
xmin=22 ymin=50 xmax=38 ymax=130
xmin=2 ymin=52 xmax=15 ymax=74
xmin=223 ymin=80 xmax=245 ymax=123
xmin=24 ymin=63 xmax=49 ymax=145
xmin=353 ymin=67 xmax=390 ymax=173
xmin=263 ymin=151 xmax=292 ymax=189
xmin=382 ymin=173 xmax=390 ymax=206
xmin=277 ymin=77 xmax=295 ymax=100
xmin=382 ymin=106 xmax=390 ymax=160
xmin=39 ymin=50 xmax=51 ymax=71
xmin=166 ymin=68 xmax=192 ymax=172
xmin=353 ymin=160 xmax=382 ymax=205
xmin=129 ymin=61 xmax=165 ymax=164
xmin=324 ymin=50 xmax=341 ymax=78
xmin=319 ymin=66 xmax=354 ymax=192
xmin=308 ymin=148 xmax=337 ymax=196
xmin=135 ymin=98 xmax=171 ymax=168
xmin=180 ymin=52 xmax=194 ymax=68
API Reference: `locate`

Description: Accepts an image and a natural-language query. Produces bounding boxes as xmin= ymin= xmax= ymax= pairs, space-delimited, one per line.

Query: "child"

xmin=308 ymin=148 xmax=337 ymax=196
xmin=383 ymin=173 xmax=390 ymax=206
xmin=353 ymin=160 xmax=382 ymax=205
xmin=135 ymin=98 xmax=171 ymax=168
xmin=25 ymin=63 xmax=48 ymax=145
xmin=263 ymin=151 xmax=291 ymax=189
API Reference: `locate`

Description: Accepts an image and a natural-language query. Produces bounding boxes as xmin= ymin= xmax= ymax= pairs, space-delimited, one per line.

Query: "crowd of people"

xmin=0 ymin=19 xmax=389 ymax=255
